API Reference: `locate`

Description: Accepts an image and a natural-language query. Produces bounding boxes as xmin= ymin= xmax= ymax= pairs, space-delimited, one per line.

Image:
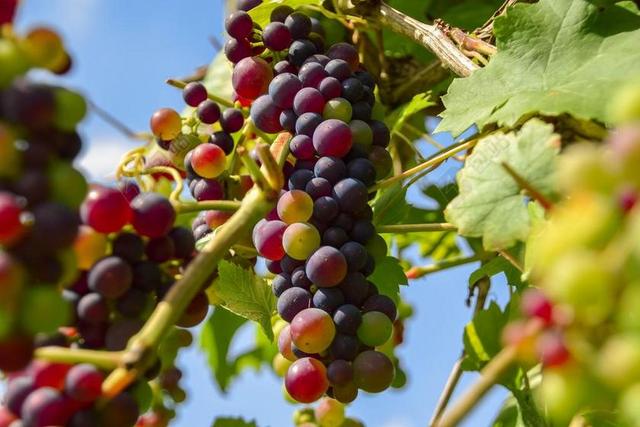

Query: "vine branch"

xmin=377 ymin=223 xmax=457 ymax=233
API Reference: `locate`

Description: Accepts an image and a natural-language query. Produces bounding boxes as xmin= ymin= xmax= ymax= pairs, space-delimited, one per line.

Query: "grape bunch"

xmin=222 ymin=6 xmax=398 ymax=404
xmin=0 ymin=27 xmax=87 ymax=373
xmin=292 ymin=397 xmax=364 ymax=427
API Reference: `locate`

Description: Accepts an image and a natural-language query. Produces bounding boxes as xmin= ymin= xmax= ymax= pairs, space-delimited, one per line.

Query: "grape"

xmin=333 ymin=381 xmax=358 ymax=404
xmin=277 ymin=287 xmax=312 ymax=322
xmin=237 ymin=0 xmax=262 ymax=11
xmin=21 ymin=387 xmax=69 ymax=427
xmin=330 ymin=334 xmax=359 ymax=361
xmin=327 ymin=43 xmax=359 ymax=71
xmin=88 ymin=256 xmax=133 ymax=299
xmin=288 ymin=169 xmax=314 ymax=190
xmin=323 ymin=98 xmax=352 ymax=123
xmin=274 ymin=60 xmax=297 ymax=75
xmin=347 ymin=158 xmax=376 ymax=186
xmin=313 ymin=287 xmax=345 ymax=313
xmin=339 ymin=272 xmax=369 ymax=306
xmin=225 ymin=11 xmax=253 ymax=39
xmin=318 ymin=77 xmax=342 ymax=101
xmin=521 ymin=288 xmax=553 ymax=324
xmin=325 ymin=59 xmax=351 ymax=81
xmin=277 ymin=190 xmax=314 ymax=224
xmin=537 ymin=331 xmax=570 ymax=367
xmin=263 ymin=22 xmax=292 ymax=51
xmin=285 ymin=357 xmax=329 ymax=403
xmin=293 ymin=87 xmax=325 ymax=115
xmin=299 ymin=62 xmax=328 ymax=88
xmin=193 ymin=178 xmax=224 ymax=201
xmin=327 ymin=360 xmax=353 ymax=386
xmin=314 ymin=157 xmax=346 ymax=184
xmin=116 ymin=288 xmax=149 ymax=318
xmin=361 ymin=255 xmax=375 ymax=277
xmin=350 ymin=220 xmax=375 ymax=244
xmin=197 ymin=100 xmax=221 ymax=124
xmin=169 ymin=227 xmax=196 ymax=259
xmin=182 ymin=82 xmax=208 ymax=107
xmin=65 ymin=364 xmax=103 ymax=403
xmin=273 ymin=273 xmax=292 ymax=297
xmin=49 ymin=161 xmax=87 ymax=208
xmin=281 ymin=256 xmax=303 ymax=274
xmin=105 ymin=318 xmax=143 ymax=351
xmin=290 ymin=307 xmax=336 ymax=353
xmin=190 ymin=143 xmax=226 ymax=179
xmin=270 ymin=5 xmax=294 ymax=22
xmin=352 ymin=101 xmax=372 ymax=121
xmin=0 ymin=193 xmax=23 ymax=245
xmin=232 ymin=57 xmax=273 ymax=100
xmin=334 ymin=213 xmax=353 ymax=232
xmin=290 ymin=135 xmax=315 ymax=160
xmin=77 ymin=293 xmax=109 ymax=324
xmin=253 ymin=220 xmax=287 ymax=261
xmin=250 ymin=94 xmax=283 ymax=133
xmin=357 ymin=311 xmax=393 ymax=346
xmin=177 ymin=292 xmax=209 ymax=327
xmin=341 ymin=78 xmax=364 ymax=103
xmin=69 ymin=409 xmax=98 ymax=427
xmin=369 ymin=145 xmax=393 ymax=179
xmin=0 ymin=335 xmax=33 ymax=372
xmin=81 ymin=185 xmax=133 ymax=235
xmin=291 ymin=266 xmax=312 ymax=289
xmin=269 ymin=73 xmax=302 ymax=109
xmin=283 ymin=222 xmax=321 ymax=260
xmin=313 ymin=197 xmax=339 ymax=222
xmin=278 ymin=324 xmax=296 ymax=361
xmin=118 ymin=180 xmax=140 ymax=202
xmin=313 ymin=119 xmax=352 ymax=157
xmin=284 ymin=12 xmax=312 ymax=39
xmin=220 ymin=108 xmax=244 ymax=133
xmin=32 ymin=202 xmax=79 ymax=250
xmin=295 ymin=112 xmax=323 ymax=137
xmin=145 ymin=235 xmax=175 ymax=262
xmin=332 ymin=178 xmax=368 ymax=215
xmin=322 ymin=227 xmax=349 ymax=248
xmin=288 ymin=39 xmax=317 ymax=67
xmin=280 ymin=109 xmax=297 ymax=131
xmin=130 ymin=193 xmax=176 ymax=238
xmin=340 ymin=241 xmax=367 ymax=272
xmin=353 ymin=350 xmax=394 ymax=392
xmin=304 ymin=54 xmax=330 ymax=67
xmin=306 ymin=246 xmax=347 ymax=288
xmin=101 ymin=393 xmax=139 ymax=427
xmin=305 ymin=178 xmax=332 ymax=199
xmin=362 ymin=294 xmax=397 ymax=321
xmin=150 ymin=108 xmax=181 ymax=140
xmin=5 ymin=377 xmax=35 ymax=416
xmin=349 ymin=120 xmax=373 ymax=147
xmin=315 ymin=397 xmax=345 ymax=427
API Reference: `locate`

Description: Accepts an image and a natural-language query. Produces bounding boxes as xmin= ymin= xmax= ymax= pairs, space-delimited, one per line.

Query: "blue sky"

xmin=14 ymin=1 xmax=509 ymax=426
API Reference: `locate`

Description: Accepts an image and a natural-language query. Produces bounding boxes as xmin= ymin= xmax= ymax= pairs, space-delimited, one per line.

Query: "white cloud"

xmin=75 ymin=136 xmax=137 ymax=182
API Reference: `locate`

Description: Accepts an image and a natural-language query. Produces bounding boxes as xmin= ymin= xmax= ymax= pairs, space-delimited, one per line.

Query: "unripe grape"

xmin=314 ymin=397 xmax=345 ymax=427
xmin=290 ymin=308 xmax=336 ymax=354
xmin=150 ymin=108 xmax=182 ymax=140
xmin=357 ymin=311 xmax=393 ymax=347
xmin=277 ymin=190 xmax=314 ymax=224
xmin=283 ymin=223 xmax=321 ymax=260
xmin=273 ymin=353 xmax=293 ymax=377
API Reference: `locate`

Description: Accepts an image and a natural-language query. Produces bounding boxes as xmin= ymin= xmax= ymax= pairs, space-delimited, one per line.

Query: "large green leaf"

xmin=438 ymin=0 xmax=640 ymax=136
xmin=468 ymin=257 xmax=523 ymax=290
xmin=462 ymin=301 xmax=508 ymax=370
xmin=445 ymin=119 xmax=559 ymax=251
xmin=368 ymin=257 xmax=407 ymax=303
xmin=210 ymin=260 xmax=276 ymax=340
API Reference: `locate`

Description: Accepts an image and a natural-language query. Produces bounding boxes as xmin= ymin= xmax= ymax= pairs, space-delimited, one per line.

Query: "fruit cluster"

xmin=292 ymin=397 xmax=364 ymax=427
xmin=512 ymin=123 xmax=640 ymax=425
xmin=222 ymin=6 xmax=398 ymax=404
xmin=0 ymin=27 xmax=87 ymax=373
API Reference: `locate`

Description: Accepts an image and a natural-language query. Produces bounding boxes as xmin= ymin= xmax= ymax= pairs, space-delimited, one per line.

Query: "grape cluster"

xmin=224 ymin=7 xmax=397 ymax=404
xmin=0 ymin=28 xmax=87 ymax=373
xmin=292 ymin=397 xmax=364 ymax=427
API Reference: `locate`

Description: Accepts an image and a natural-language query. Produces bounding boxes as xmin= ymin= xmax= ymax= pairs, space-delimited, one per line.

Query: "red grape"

xmin=130 ymin=193 xmax=176 ymax=238
xmin=290 ymin=307 xmax=336 ymax=353
xmin=232 ymin=57 xmax=273 ymax=100
xmin=80 ymin=186 xmax=131 ymax=233
xmin=150 ymin=108 xmax=182 ymax=140
xmin=190 ymin=143 xmax=226 ymax=179
xmin=65 ymin=364 xmax=104 ymax=402
xmin=306 ymin=246 xmax=347 ymax=287
xmin=0 ymin=192 xmax=23 ymax=245
xmin=313 ymin=119 xmax=352 ymax=157
xmin=253 ymin=220 xmax=287 ymax=260
xmin=285 ymin=357 xmax=329 ymax=403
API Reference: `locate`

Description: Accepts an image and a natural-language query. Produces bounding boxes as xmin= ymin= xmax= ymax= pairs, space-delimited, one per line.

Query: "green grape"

xmin=19 ymin=286 xmax=71 ymax=334
xmin=349 ymin=120 xmax=372 ymax=148
xmin=596 ymin=334 xmax=640 ymax=389
xmin=53 ymin=88 xmax=87 ymax=131
xmin=130 ymin=379 xmax=153 ymax=412
xmin=273 ymin=353 xmax=292 ymax=377
xmin=357 ymin=311 xmax=393 ymax=347
xmin=278 ymin=190 xmax=314 ymax=224
xmin=49 ymin=161 xmax=88 ymax=208
xmin=283 ymin=222 xmax=321 ymax=260
xmin=340 ymin=419 xmax=365 ymax=427
xmin=293 ymin=408 xmax=315 ymax=425
xmin=0 ymin=39 xmax=29 ymax=88
xmin=322 ymin=98 xmax=352 ymax=122
xmin=314 ymin=397 xmax=345 ymax=427
xmin=536 ymin=369 xmax=590 ymax=426
xmin=57 ymin=248 xmax=79 ymax=288
xmin=619 ymin=384 xmax=640 ymax=426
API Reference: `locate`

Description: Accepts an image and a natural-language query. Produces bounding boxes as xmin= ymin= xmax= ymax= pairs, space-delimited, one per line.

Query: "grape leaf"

xmin=203 ymin=52 xmax=233 ymax=103
xmin=445 ymin=119 xmax=559 ymax=251
xmin=462 ymin=301 xmax=508 ymax=370
xmin=248 ymin=0 xmax=323 ymax=27
xmin=212 ymin=417 xmax=258 ymax=427
xmin=385 ymin=92 xmax=435 ymax=134
xmin=368 ymin=257 xmax=407 ymax=304
xmin=437 ymin=0 xmax=640 ymax=136
xmin=210 ymin=260 xmax=276 ymax=340
xmin=468 ymin=257 xmax=523 ymax=290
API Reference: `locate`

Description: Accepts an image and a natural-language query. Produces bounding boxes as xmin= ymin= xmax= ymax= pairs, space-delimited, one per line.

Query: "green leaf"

xmin=211 ymin=260 xmax=276 ymax=340
xmin=386 ymin=92 xmax=434 ymax=134
xmin=248 ymin=0 xmax=323 ymax=27
xmin=462 ymin=301 xmax=508 ymax=370
xmin=372 ymin=184 xmax=409 ymax=226
xmin=445 ymin=119 xmax=559 ymax=251
xmin=438 ymin=0 xmax=640 ymax=136
xmin=368 ymin=257 xmax=407 ymax=304
xmin=200 ymin=308 xmax=248 ymax=392
xmin=468 ymin=257 xmax=523 ymax=289
xmin=212 ymin=417 xmax=258 ymax=427
xmin=203 ymin=52 xmax=233 ymax=103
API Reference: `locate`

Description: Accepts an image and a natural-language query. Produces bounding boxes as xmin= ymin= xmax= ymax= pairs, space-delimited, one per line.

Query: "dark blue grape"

xmin=210 ymin=132 xmax=234 ymax=155
xmin=295 ymin=112 xmax=323 ymax=137
xmin=291 ymin=266 xmax=312 ymax=289
xmin=313 ymin=287 xmax=345 ymax=313
xmin=325 ymin=59 xmax=351 ymax=81
xmin=305 ymin=177 xmax=332 ymax=199
xmin=313 ymin=196 xmax=339 ymax=221
xmin=284 ymin=12 xmax=311 ymax=39
xmin=288 ymin=39 xmax=317 ymax=67
xmin=280 ymin=109 xmax=297 ymax=132
xmin=322 ymin=227 xmax=349 ymax=248
xmin=340 ymin=241 xmax=367 ymax=272
xmin=350 ymin=220 xmax=375 ymax=244
xmin=330 ymin=334 xmax=359 ymax=361
xmin=269 ymin=73 xmax=302 ymax=109
xmin=347 ymin=158 xmax=376 ymax=187
xmin=341 ymin=77 xmax=364 ymax=103
xmin=288 ymin=169 xmax=314 ymax=190
xmin=333 ymin=304 xmax=362 ymax=335
xmin=272 ymin=273 xmax=292 ymax=297
xmin=250 ymin=95 xmax=283 ymax=133
xmin=314 ymin=157 xmax=346 ymax=184
xmin=332 ymin=178 xmax=368 ymax=214
xmin=277 ymin=287 xmax=312 ymax=322
xmin=339 ymin=272 xmax=369 ymax=306
xmin=362 ymin=294 xmax=397 ymax=321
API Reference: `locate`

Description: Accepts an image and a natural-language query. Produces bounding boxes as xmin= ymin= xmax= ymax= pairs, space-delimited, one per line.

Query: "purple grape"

xmin=362 ymin=294 xmax=397 ymax=321
xmin=319 ymin=76 xmax=342 ymax=100
xmin=112 ymin=232 xmax=144 ymax=263
xmin=333 ymin=304 xmax=362 ymax=335
xmin=313 ymin=287 xmax=345 ymax=313
xmin=105 ymin=318 xmax=144 ymax=351
xmin=193 ymin=179 xmax=224 ymax=201
xmin=116 ymin=289 xmax=149 ymax=318
xmin=306 ymin=246 xmax=347 ymax=287
xmin=327 ymin=42 xmax=359 ymax=71
xmin=340 ymin=241 xmax=368 ymax=272
xmin=77 ymin=292 xmax=109 ymax=324
xmin=130 ymin=193 xmax=176 ymax=238
xmin=21 ymin=387 xmax=69 ymax=427
xmin=290 ymin=134 xmax=314 ymax=160
xmin=281 ymin=255 xmax=303 ymax=274
xmin=132 ymin=261 xmax=162 ymax=292
xmin=293 ymin=87 xmax=325 ymax=115
xmin=284 ymin=12 xmax=311 ymax=39
xmin=277 ymin=287 xmax=312 ymax=322
xmin=221 ymin=108 xmax=244 ymax=133
xmin=32 ymin=202 xmax=79 ymax=250
xmin=313 ymin=196 xmax=339 ymax=221
xmin=303 ymin=54 xmax=330 ymax=66
xmin=347 ymin=158 xmax=376 ymax=186
xmin=339 ymin=272 xmax=369 ymax=306
xmin=352 ymin=101 xmax=372 ymax=121
xmin=250 ymin=94 xmax=283 ymax=133
xmin=88 ymin=256 xmax=132 ymax=299
xmin=305 ymin=177 xmax=332 ymax=199
xmin=314 ymin=156 xmax=346 ymax=184
xmin=280 ymin=109 xmax=296 ymax=131
xmin=288 ymin=169 xmax=314 ymax=191
xmin=325 ymin=59 xmax=352 ymax=81
xmin=182 ymin=82 xmax=208 ymax=107
xmin=225 ymin=38 xmax=252 ymax=63
xmin=330 ymin=334 xmax=359 ymax=361
xmin=269 ymin=73 xmax=302 ymax=109
xmin=370 ymin=120 xmax=390 ymax=147
xmin=313 ymin=119 xmax=352 ymax=157
xmin=299 ymin=62 xmax=328 ymax=88
xmin=225 ymin=11 xmax=253 ymax=39
xmin=327 ymin=360 xmax=354 ymax=386
xmin=237 ymin=0 xmax=262 ymax=11
xmin=169 ymin=226 xmax=196 ymax=259
xmin=5 ymin=377 xmax=35 ymax=416
xmin=322 ymin=227 xmax=349 ymax=248
xmin=270 ymin=5 xmax=294 ymax=22
xmin=332 ymin=178 xmax=368 ymax=214
xmin=274 ymin=60 xmax=297 ymax=75
xmin=145 ymin=235 xmax=175 ymax=262
xmin=291 ymin=266 xmax=312 ymax=289
xmin=272 ymin=273 xmax=292 ymax=297
xmin=350 ymin=220 xmax=375 ymax=244
xmin=101 ymin=393 xmax=140 ymax=427
xmin=288 ymin=39 xmax=317 ymax=67
xmin=210 ymin=131 xmax=234 ymax=155
xmin=295 ymin=112 xmax=323 ymax=137
xmin=197 ymin=100 xmax=221 ymax=124
xmin=263 ymin=22 xmax=292 ymax=51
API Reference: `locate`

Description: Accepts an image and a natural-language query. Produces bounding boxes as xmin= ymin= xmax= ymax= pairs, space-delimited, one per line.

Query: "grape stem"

xmin=166 ymin=78 xmax=236 ymax=110
xmin=407 ymin=253 xmax=491 ymax=279
xmin=369 ymin=138 xmax=477 ymax=192
xmin=377 ymin=223 xmax=457 ymax=233
xmin=35 ymin=347 xmax=123 ymax=370
xmin=174 ymin=200 xmax=242 ymax=214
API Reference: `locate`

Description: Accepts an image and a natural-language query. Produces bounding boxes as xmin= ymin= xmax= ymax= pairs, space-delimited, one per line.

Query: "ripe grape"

xmin=277 ymin=190 xmax=314 ymax=224
xmin=313 ymin=287 xmax=345 ymax=313
xmin=352 ymin=101 xmax=372 ymax=121
xmin=295 ymin=112 xmax=323 ymax=137
xmin=190 ymin=144 xmax=226 ymax=179
xmin=341 ymin=78 xmax=364 ymax=103
xmin=101 ymin=393 xmax=140 ymax=427
xmin=182 ymin=82 xmax=208 ymax=107
xmin=291 ymin=266 xmax=312 ymax=289
xmin=77 ymin=293 xmax=109 ymax=324
xmin=327 ymin=43 xmax=359 ymax=71
xmin=273 ymin=273 xmax=292 ymax=297
xmin=288 ymin=39 xmax=317 ymax=67
xmin=369 ymin=145 xmax=393 ymax=179
xmin=306 ymin=246 xmax=347 ymax=287
xmin=280 ymin=109 xmax=297 ymax=131
xmin=352 ymin=350 xmax=394 ymax=392
xmin=145 ymin=236 xmax=175 ymax=262
xmin=220 ymin=108 xmax=244 ymax=133
xmin=270 ymin=5 xmax=293 ymax=22
xmin=65 ymin=364 xmax=103 ymax=402
xmin=274 ymin=59 xmax=297 ymax=75
xmin=357 ymin=311 xmax=393 ymax=346
xmin=237 ymin=0 xmax=262 ymax=11
xmin=168 ymin=227 xmax=196 ymax=259
xmin=347 ymin=158 xmax=376 ymax=186
xmin=88 ymin=256 xmax=132 ymax=299
xmin=253 ymin=220 xmax=287 ymax=260
xmin=327 ymin=360 xmax=353 ymax=386
xmin=130 ymin=193 xmax=176 ymax=238
xmin=313 ymin=119 xmax=352 ymax=157
xmin=21 ymin=387 xmax=69 ymax=427
xmin=340 ymin=241 xmax=367 ymax=272
xmin=116 ymin=289 xmax=148 ymax=318
xmin=339 ymin=272 xmax=369 ymax=306
xmin=5 ymin=377 xmax=35 ymax=416
xmin=105 ymin=318 xmax=144 ymax=351
xmin=365 ymin=234 xmax=387 ymax=262
xmin=350 ymin=220 xmax=375 ymax=244
xmin=315 ymin=397 xmax=345 ymax=427
xmin=277 ymin=287 xmax=312 ymax=322
xmin=369 ymin=120 xmax=390 ymax=147
xmin=290 ymin=135 xmax=315 ymax=160
xmin=269 ymin=73 xmax=302 ymax=109
xmin=330 ymin=334 xmax=359 ymax=361
xmin=319 ymin=77 xmax=342 ymax=100
xmin=282 ymin=222 xmax=321 ymax=260
xmin=285 ymin=357 xmax=329 ymax=403
xmin=0 ymin=335 xmax=33 ymax=372
xmin=193 ymin=178 xmax=224 ymax=201
xmin=290 ymin=307 xmax=336 ymax=353
xmin=362 ymin=294 xmax=397 ymax=321
xmin=299 ymin=62 xmax=328 ymax=88
xmin=232 ymin=57 xmax=273 ymax=100
xmin=322 ymin=227 xmax=349 ymax=248
xmin=293 ymin=87 xmax=325 ymax=115
xmin=314 ymin=157 xmax=346 ymax=184
xmin=250 ymin=94 xmax=283 ymax=133
xmin=150 ymin=108 xmax=181 ymax=140
xmin=313 ymin=196 xmax=339 ymax=222
xmin=177 ymin=292 xmax=209 ymax=328
xmin=288 ymin=169 xmax=314 ymax=190
xmin=197 ymin=100 xmax=221 ymax=124
xmin=225 ymin=11 xmax=253 ymax=39
xmin=305 ymin=178 xmax=332 ymax=199
xmin=537 ymin=331 xmax=570 ymax=367
xmin=284 ymin=12 xmax=312 ymax=39
xmin=0 ymin=192 xmax=23 ymax=245
xmin=325 ymin=59 xmax=351 ymax=81
xmin=209 ymin=131 xmax=234 ymax=155
xmin=278 ymin=325 xmax=296 ymax=361
xmin=32 ymin=202 xmax=80 ymax=250
xmin=263 ymin=22 xmax=292 ymax=51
